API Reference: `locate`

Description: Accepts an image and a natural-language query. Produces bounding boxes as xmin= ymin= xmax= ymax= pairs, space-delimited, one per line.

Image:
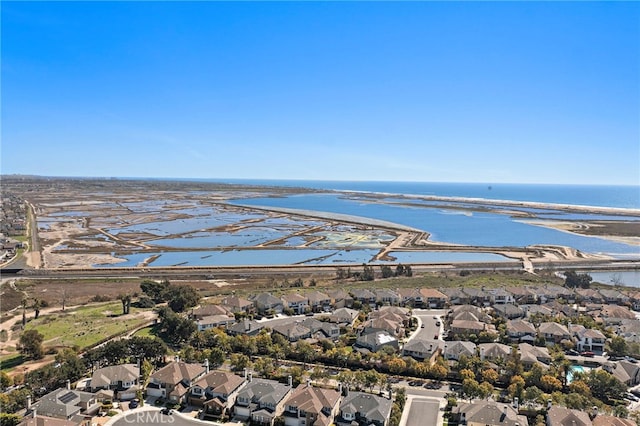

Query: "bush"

xmin=107 ymin=410 xmax=118 ymax=416
xmin=134 ymin=297 xmax=156 ymax=308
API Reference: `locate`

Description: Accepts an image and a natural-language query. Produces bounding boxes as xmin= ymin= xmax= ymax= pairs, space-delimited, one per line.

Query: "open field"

xmin=0 ymin=301 xmax=155 ymax=362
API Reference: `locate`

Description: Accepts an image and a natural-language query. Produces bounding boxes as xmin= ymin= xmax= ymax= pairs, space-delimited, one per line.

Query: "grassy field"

xmin=23 ymin=302 xmax=152 ymax=352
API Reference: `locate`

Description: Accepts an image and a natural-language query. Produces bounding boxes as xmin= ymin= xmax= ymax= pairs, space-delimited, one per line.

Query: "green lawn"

xmin=24 ymin=302 xmax=152 ymax=351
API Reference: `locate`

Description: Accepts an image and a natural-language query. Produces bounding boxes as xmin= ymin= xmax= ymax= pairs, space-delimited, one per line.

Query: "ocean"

xmin=201 ymin=179 xmax=640 ymax=210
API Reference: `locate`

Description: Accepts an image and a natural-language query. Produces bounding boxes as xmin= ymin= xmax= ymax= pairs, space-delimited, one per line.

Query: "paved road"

xmin=408 ymin=309 xmax=447 ymax=342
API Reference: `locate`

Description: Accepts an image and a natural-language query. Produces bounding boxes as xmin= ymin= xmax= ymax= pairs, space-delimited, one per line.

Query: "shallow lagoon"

xmin=234 ymin=194 xmax=639 ymax=258
xmin=97 ymin=248 xmax=382 ymax=267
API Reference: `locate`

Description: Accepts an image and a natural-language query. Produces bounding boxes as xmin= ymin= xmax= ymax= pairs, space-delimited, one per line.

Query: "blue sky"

xmin=2 ymin=1 xmax=639 ymax=185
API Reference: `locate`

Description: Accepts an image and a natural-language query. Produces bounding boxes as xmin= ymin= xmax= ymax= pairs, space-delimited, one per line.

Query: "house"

xmin=90 ymin=363 xmax=139 ymax=400
xmin=146 ymin=360 xmax=207 ymax=403
xmin=599 ymin=289 xmax=629 ymax=305
xmin=351 ymin=289 xmax=377 ymax=307
xmin=538 ymin=322 xmax=572 ymax=345
xmin=299 ymin=318 xmax=340 ymax=340
xmin=420 ymin=288 xmax=448 ymax=308
xmin=546 ymin=405 xmax=591 ymax=426
xmin=282 ymin=294 xmax=309 ymax=315
xmin=492 ymin=304 xmax=524 ymax=320
xmin=335 ymin=391 xmax=393 ymax=426
xmin=452 ymin=400 xmax=528 ymax=426
xmin=606 ymin=361 xmax=640 ymax=386
xmin=189 ymin=370 xmax=246 ymax=418
xmin=442 ymin=341 xmax=477 ymax=361
xmin=450 ymin=320 xmax=495 ymax=337
xmin=506 ymin=286 xmax=537 ymax=305
xmin=462 ymin=288 xmax=491 ymax=306
xmin=592 ymin=415 xmax=637 ymax=426
xmin=227 ymin=319 xmax=264 ymax=336
xmin=449 ymin=305 xmax=491 ymax=323
xmin=521 ymin=304 xmax=554 ymax=319
xmin=329 ymin=308 xmax=359 ymax=326
xmin=30 ymin=387 xmax=101 ymax=421
xmin=478 ymin=343 xmax=512 ymax=363
xmin=252 ymin=293 xmax=284 ymax=315
xmin=396 ymin=288 xmax=423 ymax=307
xmin=569 ymin=325 xmax=606 ymax=355
xmin=518 ymin=343 xmax=551 ymax=368
xmin=234 ymin=377 xmax=292 ymax=426
xmin=19 ymin=415 xmax=79 ymax=426
xmin=327 ymin=289 xmax=353 ymax=309
xmin=506 ymin=319 xmax=537 ymax=343
xmin=354 ymin=330 xmax=398 ymax=353
xmin=272 ymin=322 xmax=313 ymax=342
xmin=441 ymin=288 xmax=470 ymax=305
xmin=191 ymin=304 xmax=233 ymax=320
xmin=306 ymin=291 xmax=332 ymax=312
xmin=576 ymin=289 xmax=605 ymax=304
xmin=221 ymin=295 xmax=254 ymax=314
xmin=402 ymin=339 xmax=444 ymax=362
xmin=282 ymin=382 xmax=341 ymax=426
xmin=196 ymin=315 xmax=236 ymax=332
xmin=488 ymin=288 xmax=515 ymax=305
xmin=374 ymin=289 xmax=400 ymax=306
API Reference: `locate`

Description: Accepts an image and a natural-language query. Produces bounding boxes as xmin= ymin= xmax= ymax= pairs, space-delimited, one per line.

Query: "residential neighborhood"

xmin=6 ymin=276 xmax=640 ymax=426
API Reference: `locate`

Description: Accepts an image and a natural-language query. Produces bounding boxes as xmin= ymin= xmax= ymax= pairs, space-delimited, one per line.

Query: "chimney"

xmin=203 ymin=359 xmax=210 ymax=374
xmin=174 ymin=355 xmax=180 ymax=363
xmin=66 ymin=380 xmax=71 ymax=390
xmin=513 ymin=397 xmax=519 ymax=409
xmin=338 ymin=382 xmax=342 ymax=394
xmin=547 ymin=399 xmax=552 ymax=409
xmin=306 ymin=378 xmax=311 ymax=388
xmin=137 ymin=358 xmax=141 ymax=370
xmin=249 ymin=372 xmax=253 ymax=382
xmin=243 ymin=368 xmax=247 ymax=379
xmin=288 ymin=375 xmax=292 ymax=387
xmin=32 ymin=408 xmax=37 ymax=419
xmin=26 ymin=396 xmax=31 ymax=410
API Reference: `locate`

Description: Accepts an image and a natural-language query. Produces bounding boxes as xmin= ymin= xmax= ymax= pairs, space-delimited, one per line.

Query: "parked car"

xmin=421 ymin=324 xmax=425 ymax=328
xmin=567 ymin=349 xmax=579 ymax=356
xmin=435 ymin=321 xmax=441 ymax=326
xmin=581 ymin=351 xmax=595 ymax=358
xmin=161 ymin=408 xmax=173 ymax=415
xmin=625 ymin=393 xmax=639 ymax=402
xmin=129 ymin=399 xmax=139 ymax=409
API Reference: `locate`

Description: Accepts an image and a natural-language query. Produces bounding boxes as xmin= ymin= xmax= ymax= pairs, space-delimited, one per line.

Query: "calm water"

xmin=233 ymin=194 xmax=639 ymax=258
xmin=99 ymin=179 xmax=640 ymax=267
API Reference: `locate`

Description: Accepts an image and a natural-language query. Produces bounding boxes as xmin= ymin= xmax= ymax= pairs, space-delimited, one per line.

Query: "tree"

xmin=380 ymin=265 xmax=394 ymax=279
xmin=156 ymin=306 xmax=196 ymax=345
xmin=524 ymin=386 xmax=543 ymax=404
xmin=361 ymin=264 xmax=374 ymax=281
xmin=507 ymin=375 xmax=525 ymax=400
xmin=564 ymin=271 xmax=592 ymax=289
xmin=141 ymin=359 xmax=153 ymax=386
xmin=19 ymin=329 xmax=44 ymax=359
xmin=386 ymin=357 xmax=407 ymax=374
xmin=118 ymin=294 xmax=132 ymax=315
xmin=166 ymin=285 xmax=200 ymax=313
xmin=608 ymin=336 xmax=628 ymax=357
xmin=140 ymin=279 xmax=171 ymax=303
xmin=0 ymin=371 xmax=12 ymax=390
xmin=0 ymin=413 xmax=21 ymax=426
xmin=462 ymin=378 xmax=481 ymax=400
xmin=230 ymin=354 xmax=251 ymax=372
xmin=208 ymin=347 xmax=226 ymax=368
xmin=540 ymin=375 xmax=562 ymax=393
xmin=478 ymin=381 xmax=494 ymax=399
xmin=481 ymin=368 xmax=499 ymax=384
xmin=459 ymin=368 xmax=476 ymax=381
xmin=32 ymin=298 xmax=42 ymax=319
